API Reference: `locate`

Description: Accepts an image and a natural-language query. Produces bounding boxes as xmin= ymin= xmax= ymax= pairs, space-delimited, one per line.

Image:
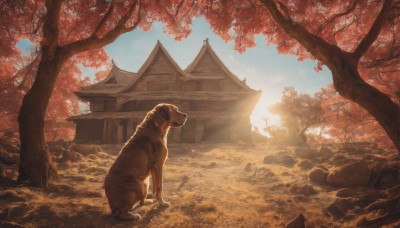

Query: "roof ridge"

xmin=118 ymin=41 xmax=187 ymax=93
xmin=185 ymin=39 xmax=252 ymax=90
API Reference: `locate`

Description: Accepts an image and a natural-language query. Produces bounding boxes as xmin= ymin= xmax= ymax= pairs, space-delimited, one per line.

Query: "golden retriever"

xmin=104 ymin=103 xmax=187 ymax=220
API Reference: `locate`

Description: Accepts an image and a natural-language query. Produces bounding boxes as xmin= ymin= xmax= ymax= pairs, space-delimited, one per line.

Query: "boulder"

xmin=327 ymin=154 xmax=356 ymax=167
xmin=0 ymin=148 xmax=20 ymax=165
xmin=288 ymin=183 xmax=317 ymax=195
xmin=327 ymin=161 xmax=371 ymax=187
xmin=309 ymin=167 xmax=327 ymax=183
xmin=297 ymin=159 xmax=314 ymax=170
xmin=294 ymin=147 xmax=317 ymax=159
xmin=326 ymin=198 xmax=356 ymax=218
xmin=71 ymin=144 xmax=103 ymax=156
xmin=61 ymin=150 xmax=83 ymax=163
xmin=317 ymin=147 xmax=334 ymax=162
xmin=263 ymin=154 xmax=296 ymax=167
xmin=285 ymin=213 xmax=305 ymax=228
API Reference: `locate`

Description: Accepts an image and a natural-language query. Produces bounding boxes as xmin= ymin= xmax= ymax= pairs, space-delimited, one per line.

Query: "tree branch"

xmin=93 ymin=2 xmax=115 ymax=36
xmin=42 ymin=0 xmax=63 ymax=48
xmin=352 ymin=0 xmax=394 ymax=61
xmin=261 ymin=0 xmax=335 ymax=64
xmin=59 ymin=0 xmax=142 ymax=58
xmin=317 ymin=0 xmax=358 ymax=35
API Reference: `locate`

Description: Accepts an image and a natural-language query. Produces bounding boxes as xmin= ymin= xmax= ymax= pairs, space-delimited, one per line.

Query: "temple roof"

xmin=76 ymin=61 xmax=136 ymax=96
xmin=119 ymin=40 xmax=188 ymax=93
xmin=184 ymin=39 xmax=250 ymax=89
xmin=76 ymin=40 xmax=257 ymax=98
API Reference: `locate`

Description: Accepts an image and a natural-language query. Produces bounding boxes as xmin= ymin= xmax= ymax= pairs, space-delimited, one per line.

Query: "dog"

xmin=104 ymin=103 xmax=187 ymax=220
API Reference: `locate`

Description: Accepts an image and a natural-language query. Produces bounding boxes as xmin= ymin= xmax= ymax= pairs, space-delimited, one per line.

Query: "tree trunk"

xmin=17 ymin=51 xmax=64 ymax=187
xmin=329 ymin=50 xmax=400 ymax=150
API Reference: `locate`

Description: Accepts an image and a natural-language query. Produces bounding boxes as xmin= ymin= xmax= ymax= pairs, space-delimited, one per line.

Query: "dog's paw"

xmin=141 ymin=199 xmax=154 ymax=205
xmin=116 ymin=212 xmax=141 ymax=220
xmin=158 ymin=201 xmax=171 ymax=207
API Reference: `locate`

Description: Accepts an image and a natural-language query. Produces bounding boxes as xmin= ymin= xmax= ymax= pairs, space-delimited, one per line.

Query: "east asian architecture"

xmin=69 ymin=39 xmax=261 ymax=143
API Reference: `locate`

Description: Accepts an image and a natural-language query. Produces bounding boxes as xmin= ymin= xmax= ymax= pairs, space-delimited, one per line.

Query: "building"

xmin=69 ymin=39 xmax=261 ymax=143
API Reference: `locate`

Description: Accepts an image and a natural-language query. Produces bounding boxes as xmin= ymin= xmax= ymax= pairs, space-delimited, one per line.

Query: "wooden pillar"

xmin=195 ymin=119 xmax=204 ymax=143
xmin=116 ymin=120 xmax=124 ymax=143
xmin=102 ymin=119 xmax=109 ymax=143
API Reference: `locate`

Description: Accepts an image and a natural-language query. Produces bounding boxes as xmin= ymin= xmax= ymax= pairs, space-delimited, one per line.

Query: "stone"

xmin=263 ymin=154 xmax=296 ymax=167
xmin=285 ymin=213 xmax=305 ymax=228
xmin=71 ymin=144 xmax=103 ymax=156
xmin=309 ymin=167 xmax=327 ymax=183
xmin=297 ymin=159 xmax=314 ymax=170
xmin=327 ymin=161 xmax=371 ymax=187
xmin=294 ymin=147 xmax=317 ymax=159
xmin=326 ymin=198 xmax=356 ymax=218
xmin=0 ymin=148 xmax=20 ymax=165
xmin=288 ymin=183 xmax=317 ymax=195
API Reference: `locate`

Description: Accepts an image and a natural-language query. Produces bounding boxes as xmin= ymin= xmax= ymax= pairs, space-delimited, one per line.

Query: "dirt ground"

xmin=0 ymin=143 xmax=396 ymax=227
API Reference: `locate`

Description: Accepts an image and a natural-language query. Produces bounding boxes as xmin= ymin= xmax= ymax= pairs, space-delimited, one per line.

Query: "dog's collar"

xmin=137 ymin=126 xmax=166 ymax=138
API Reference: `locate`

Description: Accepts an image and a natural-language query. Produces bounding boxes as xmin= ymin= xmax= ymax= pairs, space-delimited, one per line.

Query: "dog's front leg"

xmin=151 ymin=165 xmax=170 ymax=207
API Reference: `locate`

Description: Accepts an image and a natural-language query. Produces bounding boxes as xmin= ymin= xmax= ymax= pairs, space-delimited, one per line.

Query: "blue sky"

xmin=18 ymin=17 xmax=332 ymax=133
xmin=102 ymin=18 xmax=332 ymax=131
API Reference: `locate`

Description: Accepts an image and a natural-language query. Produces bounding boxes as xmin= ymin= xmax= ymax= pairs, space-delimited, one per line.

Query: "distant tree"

xmin=197 ymin=0 xmax=400 ymax=150
xmin=320 ymin=85 xmax=395 ymax=148
xmin=1 ymin=0 xmax=195 ymax=187
xmin=267 ymin=87 xmax=325 ymax=143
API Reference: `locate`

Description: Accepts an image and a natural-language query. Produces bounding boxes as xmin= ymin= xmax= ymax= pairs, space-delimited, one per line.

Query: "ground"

xmin=0 ymin=142 xmax=399 ymax=227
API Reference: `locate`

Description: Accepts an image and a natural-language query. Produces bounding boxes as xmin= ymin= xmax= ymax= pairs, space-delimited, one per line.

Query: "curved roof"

xmin=76 ymin=40 xmax=257 ymax=98
xmin=118 ymin=41 xmax=187 ymax=93
xmin=185 ymin=39 xmax=251 ymax=90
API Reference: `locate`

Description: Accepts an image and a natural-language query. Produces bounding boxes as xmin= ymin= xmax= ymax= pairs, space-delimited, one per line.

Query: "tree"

xmin=320 ymin=85 xmax=395 ymax=148
xmin=268 ymin=87 xmax=325 ymax=143
xmin=1 ymin=0 xmax=195 ymax=187
xmin=197 ymin=0 xmax=400 ymax=150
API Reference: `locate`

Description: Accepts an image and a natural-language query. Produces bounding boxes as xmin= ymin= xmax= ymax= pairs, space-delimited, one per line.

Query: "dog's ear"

xmin=158 ymin=105 xmax=170 ymax=121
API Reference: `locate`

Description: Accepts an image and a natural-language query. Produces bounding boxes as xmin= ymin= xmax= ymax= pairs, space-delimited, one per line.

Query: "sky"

xmin=101 ymin=18 xmax=332 ymax=133
xmin=17 ymin=17 xmax=333 ymax=134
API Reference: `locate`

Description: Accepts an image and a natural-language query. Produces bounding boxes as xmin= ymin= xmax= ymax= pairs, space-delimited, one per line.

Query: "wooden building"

xmin=69 ymin=40 xmax=260 ymax=143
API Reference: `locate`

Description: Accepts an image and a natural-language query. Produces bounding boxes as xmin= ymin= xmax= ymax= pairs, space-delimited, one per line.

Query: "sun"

xmin=250 ymin=92 xmax=279 ymax=137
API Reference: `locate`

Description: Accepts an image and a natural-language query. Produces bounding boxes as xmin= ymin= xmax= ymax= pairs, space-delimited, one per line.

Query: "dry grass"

xmin=0 ymin=143 xmax=362 ymax=227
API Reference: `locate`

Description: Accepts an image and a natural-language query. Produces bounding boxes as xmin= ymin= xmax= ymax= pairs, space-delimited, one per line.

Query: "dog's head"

xmin=149 ymin=104 xmax=187 ymax=130
xmin=156 ymin=103 xmax=187 ymax=127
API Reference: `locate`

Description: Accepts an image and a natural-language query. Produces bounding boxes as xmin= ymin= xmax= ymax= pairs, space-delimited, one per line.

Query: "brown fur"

xmin=104 ymin=103 xmax=187 ymax=220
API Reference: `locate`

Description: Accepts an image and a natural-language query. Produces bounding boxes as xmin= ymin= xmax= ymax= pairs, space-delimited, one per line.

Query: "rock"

xmin=0 ymin=138 xmax=19 ymax=154
xmin=326 ymin=198 xmax=356 ymax=218
xmin=294 ymin=147 xmax=317 ymax=159
xmin=336 ymin=188 xmax=385 ymax=199
xmin=61 ymin=150 xmax=83 ymax=163
xmin=327 ymin=161 xmax=371 ymax=187
xmin=369 ymin=162 xmax=400 ymax=189
xmin=297 ymin=159 xmax=314 ymax=170
xmin=309 ymin=167 xmax=327 ymax=183
xmin=317 ymin=147 xmax=334 ymax=162
xmin=87 ymin=154 xmax=99 ymax=160
xmin=288 ymin=183 xmax=317 ymax=195
xmin=0 ymin=175 xmax=16 ymax=187
xmin=263 ymin=154 xmax=296 ymax=167
xmin=286 ymin=213 xmax=305 ymax=228
xmin=0 ymin=148 xmax=20 ymax=165
xmin=318 ymin=147 xmax=333 ymax=156
xmin=327 ymin=154 xmax=357 ymax=167
xmin=71 ymin=144 xmax=103 ymax=156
